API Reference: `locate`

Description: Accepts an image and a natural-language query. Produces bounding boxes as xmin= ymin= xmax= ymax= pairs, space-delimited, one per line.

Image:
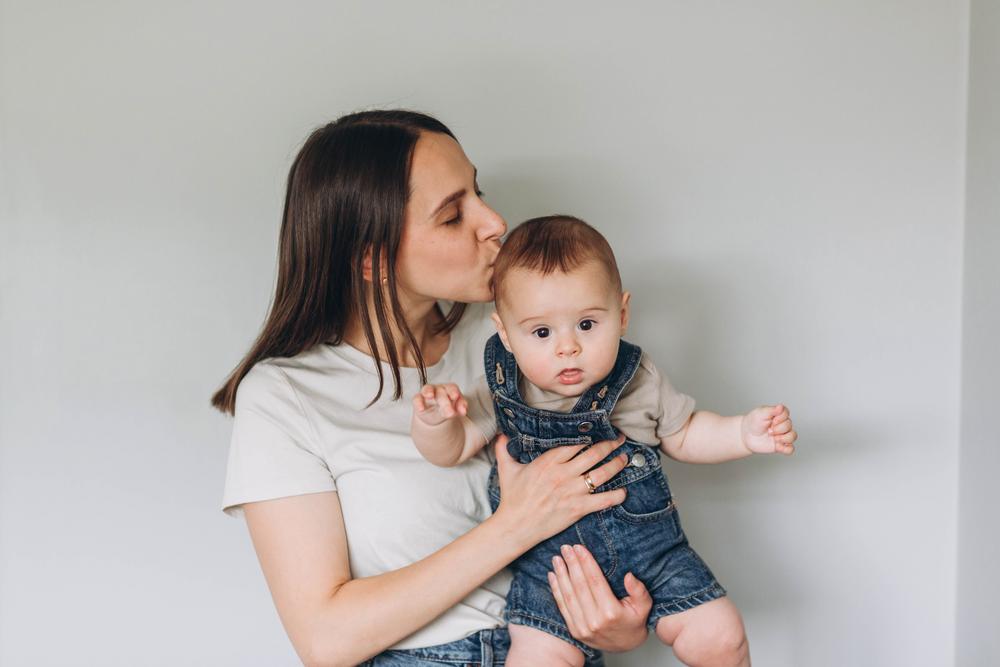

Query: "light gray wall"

xmin=0 ymin=2 xmax=971 ymax=665
xmin=956 ymin=0 xmax=1000 ymax=664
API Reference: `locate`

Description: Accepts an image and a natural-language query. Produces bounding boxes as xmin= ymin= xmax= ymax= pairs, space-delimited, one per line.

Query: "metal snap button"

xmin=630 ymin=453 xmax=647 ymax=468
xmin=503 ymin=407 xmax=515 ymax=418
xmin=578 ymin=421 xmax=593 ymax=433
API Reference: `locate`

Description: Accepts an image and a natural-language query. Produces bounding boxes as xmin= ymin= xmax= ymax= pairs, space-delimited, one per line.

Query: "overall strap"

xmin=483 ymin=333 xmax=523 ymax=401
xmin=568 ymin=339 xmax=644 ymax=414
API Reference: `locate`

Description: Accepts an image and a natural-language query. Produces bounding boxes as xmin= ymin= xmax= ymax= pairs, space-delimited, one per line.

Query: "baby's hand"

xmin=412 ymin=383 xmax=468 ymax=427
xmin=741 ymin=404 xmax=797 ymax=455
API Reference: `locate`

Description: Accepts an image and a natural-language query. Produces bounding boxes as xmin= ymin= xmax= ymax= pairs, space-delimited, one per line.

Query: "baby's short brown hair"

xmin=491 ymin=215 xmax=622 ymax=309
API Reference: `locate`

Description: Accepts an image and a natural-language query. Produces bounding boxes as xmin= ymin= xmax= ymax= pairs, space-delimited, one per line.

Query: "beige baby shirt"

xmin=466 ymin=349 xmax=695 ymax=445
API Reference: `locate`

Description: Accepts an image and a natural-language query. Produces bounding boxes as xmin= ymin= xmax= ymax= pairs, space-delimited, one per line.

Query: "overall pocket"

xmin=612 ymin=471 xmax=677 ymax=524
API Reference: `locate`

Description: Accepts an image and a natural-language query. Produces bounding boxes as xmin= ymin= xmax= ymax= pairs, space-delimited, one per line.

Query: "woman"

xmin=213 ymin=110 xmax=653 ymax=666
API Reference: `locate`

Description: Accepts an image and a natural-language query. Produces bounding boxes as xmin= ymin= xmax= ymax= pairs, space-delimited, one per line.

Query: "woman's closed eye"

xmin=443 ymin=207 xmax=462 ymax=225
xmin=444 ymin=187 xmax=484 ymax=225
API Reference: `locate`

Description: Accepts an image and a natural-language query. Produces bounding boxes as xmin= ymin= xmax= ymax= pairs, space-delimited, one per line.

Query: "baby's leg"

xmin=654 ymin=597 xmax=750 ymax=667
xmin=507 ymin=624 xmax=585 ymax=667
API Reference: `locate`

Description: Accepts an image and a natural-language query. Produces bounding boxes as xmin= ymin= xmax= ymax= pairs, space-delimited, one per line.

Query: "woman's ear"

xmin=491 ymin=311 xmax=514 ymax=352
xmin=362 ymin=247 xmax=374 ymax=283
xmin=620 ymin=291 xmax=631 ymax=335
xmin=362 ymin=248 xmax=390 ymax=285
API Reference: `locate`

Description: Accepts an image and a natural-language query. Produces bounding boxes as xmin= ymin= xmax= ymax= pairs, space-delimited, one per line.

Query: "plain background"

xmin=1 ymin=1 xmax=996 ymax=665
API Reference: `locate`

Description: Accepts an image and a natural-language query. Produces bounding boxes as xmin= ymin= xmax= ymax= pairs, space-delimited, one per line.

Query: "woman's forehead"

xmin=408 ymin=133 xmax=474 ymax=215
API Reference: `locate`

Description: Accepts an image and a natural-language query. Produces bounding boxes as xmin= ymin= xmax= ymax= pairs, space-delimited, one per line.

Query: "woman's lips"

xmin=558 ymin=369 xmax=583 ymax=384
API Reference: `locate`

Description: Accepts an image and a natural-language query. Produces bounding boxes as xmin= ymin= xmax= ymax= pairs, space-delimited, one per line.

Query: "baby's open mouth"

xmin=557 ymin=369 xmax=583 ymax=384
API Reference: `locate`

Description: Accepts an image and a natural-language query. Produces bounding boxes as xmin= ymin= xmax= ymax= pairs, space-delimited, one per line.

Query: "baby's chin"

xmin=532 ymin=377 xmax=589 ymax=398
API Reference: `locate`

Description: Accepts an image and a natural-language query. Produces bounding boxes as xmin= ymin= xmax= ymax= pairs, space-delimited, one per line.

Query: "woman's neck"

xmin=342 ymin=292 xmax=449 ymax=368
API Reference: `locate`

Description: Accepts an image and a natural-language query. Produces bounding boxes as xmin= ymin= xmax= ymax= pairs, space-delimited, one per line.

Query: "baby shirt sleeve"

xmin=463 ymin=374 xmax=499 ymax=444
xmin=221 ymin=363 xmax=336 ymax=518
xmin=645 ymin=356 xmax=696 ymax=438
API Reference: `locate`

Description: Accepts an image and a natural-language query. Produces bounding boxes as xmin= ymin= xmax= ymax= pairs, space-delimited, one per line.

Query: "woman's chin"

xmin=455 ymin=287 xmax=494 ymax=304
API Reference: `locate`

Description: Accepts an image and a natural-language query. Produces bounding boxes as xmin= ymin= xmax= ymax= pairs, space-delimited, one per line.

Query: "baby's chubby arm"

xmin=411 ymin=383 xmax=489 ymax=467
xmin=659 ymin=404 xmax=797 ymax=464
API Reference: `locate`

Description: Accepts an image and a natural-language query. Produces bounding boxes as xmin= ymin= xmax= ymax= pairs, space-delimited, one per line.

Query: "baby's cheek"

xmin=518 ymin=355 xmax=552 ymax=387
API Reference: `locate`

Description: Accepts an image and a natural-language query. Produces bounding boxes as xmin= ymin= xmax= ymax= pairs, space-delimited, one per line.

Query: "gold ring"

xmin=583 ymin=474 xmax=596 ymax=494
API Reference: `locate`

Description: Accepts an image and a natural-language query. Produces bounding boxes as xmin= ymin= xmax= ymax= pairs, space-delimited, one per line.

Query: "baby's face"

xmin=493 ymin=261 xmax=630 ymax=398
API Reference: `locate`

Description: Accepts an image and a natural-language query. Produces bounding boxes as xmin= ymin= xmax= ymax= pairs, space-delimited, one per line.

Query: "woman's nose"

xmin=476 ymin=202 xmax=507 ymax=241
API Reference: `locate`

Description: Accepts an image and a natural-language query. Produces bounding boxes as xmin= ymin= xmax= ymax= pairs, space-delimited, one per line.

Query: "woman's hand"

xmin=491 ymin=434 xmax=629 ymax=547
xmin=550 ymin=544 xmax=652 ymax=652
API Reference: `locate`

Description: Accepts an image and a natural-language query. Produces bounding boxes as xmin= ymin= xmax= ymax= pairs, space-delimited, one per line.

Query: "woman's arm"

xmin=244 ymin=435 xmax=630 ymax=667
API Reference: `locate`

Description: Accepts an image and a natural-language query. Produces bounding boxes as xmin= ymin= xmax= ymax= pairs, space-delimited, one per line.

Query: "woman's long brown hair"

xmin=211 ymin=110 xmax=467 ymax=415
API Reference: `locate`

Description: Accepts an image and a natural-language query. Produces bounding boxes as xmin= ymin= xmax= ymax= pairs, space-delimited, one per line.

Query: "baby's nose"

xmin=556 ymin=336 xmax=581 ymax=356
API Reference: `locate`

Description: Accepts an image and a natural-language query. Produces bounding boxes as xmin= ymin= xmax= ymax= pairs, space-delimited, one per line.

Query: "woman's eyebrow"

xmin=429 ymin=189 xmax=466 ymax=219
xmin=427 ymin=168 xmax=478 ymax=220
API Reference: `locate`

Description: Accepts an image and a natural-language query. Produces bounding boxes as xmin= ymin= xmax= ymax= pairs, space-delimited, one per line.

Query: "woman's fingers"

xmin=493 ymin=435 xmax=513 ymax=471
xmin=584 ymin=451 xmax=628 ymax=487
xmin=548 ymin=570 xmax=583 ymax=639
xmin=573 ymin=544 xmax=642 ymax=628
xmin=566 ymin=545 xmax=604 ymax=614
xmin=568 ymin=435 xmax=626 ymax=473
xmin=621 ymin=571 xmax=652 ymax=615
xmin=550 ymin=553 xmax=589 ymax=636
xmin=548 ymin=571 xmax=571 ymax=630
xmin=586 ymin=486 xmax=627 ymax=512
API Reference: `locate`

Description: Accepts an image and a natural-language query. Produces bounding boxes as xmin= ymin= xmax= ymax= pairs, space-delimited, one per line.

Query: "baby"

xmin=410 ymin=215 xmax=796 ymax=667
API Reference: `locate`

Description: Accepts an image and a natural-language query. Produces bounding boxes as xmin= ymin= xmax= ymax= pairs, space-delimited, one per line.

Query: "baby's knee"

xmin=656 ymin=600 xmax=749 ymax=667
xmin=674 ymin=621 xmax=748 ymax=667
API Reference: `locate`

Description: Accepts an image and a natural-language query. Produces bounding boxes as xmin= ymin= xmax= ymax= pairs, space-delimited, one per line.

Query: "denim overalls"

xmin=484 ymin=334 xmax=726 ymax=657
xmin=360 ymin=626 xmax=606 ymax=666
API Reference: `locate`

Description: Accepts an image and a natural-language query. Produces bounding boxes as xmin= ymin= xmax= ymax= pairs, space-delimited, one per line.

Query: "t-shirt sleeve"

xmin=644 ymin=355 xmax=696 ymax=438
xmin=221 ymin=363 xmax=336 ymax=518
xmin=464 ymin=374 xmax=498 ymax=443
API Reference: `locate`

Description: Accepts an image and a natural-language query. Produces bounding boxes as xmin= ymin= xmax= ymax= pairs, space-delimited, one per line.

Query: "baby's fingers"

xmin=420 ymin=384 xmax=439 ymax=404
xmin=777 ymin=430 xmax=797 ymax=454
xmin=441 ymin=384 xmax=468 ymax=416
xmin=434 ymin=385 xmax=458 ymax=417
xmin=769 ymin=419 xmax=793 ymax=436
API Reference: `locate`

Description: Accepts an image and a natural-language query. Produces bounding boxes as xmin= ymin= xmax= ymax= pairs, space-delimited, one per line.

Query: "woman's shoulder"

xmin=235 ymin=345 xmax=352 ymax=415
xmin=234 ymin=358 xmax=302 ymax=419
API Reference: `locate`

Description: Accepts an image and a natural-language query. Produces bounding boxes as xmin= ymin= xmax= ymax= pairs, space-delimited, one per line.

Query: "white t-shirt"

xmin=222 ymin=303 xmax=510 ymax=650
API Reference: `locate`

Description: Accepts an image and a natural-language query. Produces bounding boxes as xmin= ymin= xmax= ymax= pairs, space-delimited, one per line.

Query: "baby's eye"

xmin=532 ymin=327 xmax=550 ymax=339
xmin=579 ymin=319 xmax=596 ymax=331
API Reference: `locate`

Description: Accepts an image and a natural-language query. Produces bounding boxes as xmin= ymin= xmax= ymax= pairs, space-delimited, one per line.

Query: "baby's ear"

xmin=620 ymin=291 xmax=631 ymax=334
xmin=491 ymin=312 xmax=514 ymax=352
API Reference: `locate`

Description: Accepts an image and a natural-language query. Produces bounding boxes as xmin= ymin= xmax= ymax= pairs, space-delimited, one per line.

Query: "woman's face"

xmin=395 ymin=132 xmax=507 ymax=304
